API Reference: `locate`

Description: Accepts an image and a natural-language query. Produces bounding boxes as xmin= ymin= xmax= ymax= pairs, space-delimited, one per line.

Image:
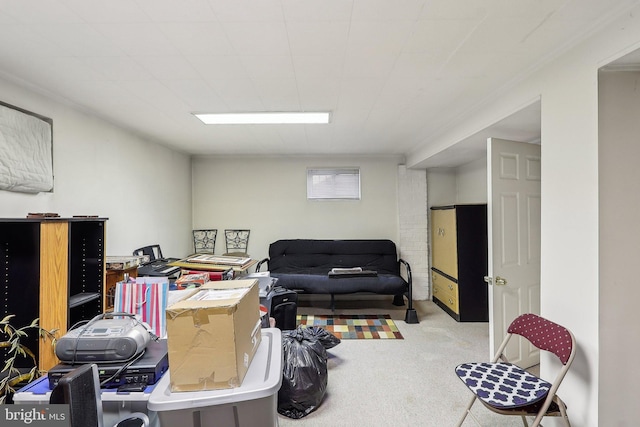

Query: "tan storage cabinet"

xmin=430 ymin=205 xmax=488 ymax=322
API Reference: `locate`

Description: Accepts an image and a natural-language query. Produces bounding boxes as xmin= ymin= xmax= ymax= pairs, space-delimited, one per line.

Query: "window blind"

xmin=307 ymin=168 xmax=360 ymax=200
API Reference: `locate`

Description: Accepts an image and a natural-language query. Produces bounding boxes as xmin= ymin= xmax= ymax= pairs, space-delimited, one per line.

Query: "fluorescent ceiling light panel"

xmin=194 ymin=112 xmax=330 ymax=124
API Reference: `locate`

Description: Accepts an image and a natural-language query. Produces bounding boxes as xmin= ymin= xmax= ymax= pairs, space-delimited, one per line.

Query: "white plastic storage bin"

xmin=148 ymin=328 xmax=282 ymax=427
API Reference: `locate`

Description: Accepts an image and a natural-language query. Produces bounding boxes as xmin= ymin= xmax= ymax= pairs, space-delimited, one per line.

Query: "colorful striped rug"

xmin=296 ymin=314 xmax=403 ymax=339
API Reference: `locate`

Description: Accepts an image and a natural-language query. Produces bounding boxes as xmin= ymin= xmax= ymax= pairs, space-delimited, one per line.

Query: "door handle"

xmin=495 ymin=276 xmax=507 ymax=286
xmin=484 ymin=276 xmax=507 ymax=286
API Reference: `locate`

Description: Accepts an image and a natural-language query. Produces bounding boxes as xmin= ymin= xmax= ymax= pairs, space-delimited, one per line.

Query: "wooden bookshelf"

xmin=0 ymin=217 xmax=107 ymax=371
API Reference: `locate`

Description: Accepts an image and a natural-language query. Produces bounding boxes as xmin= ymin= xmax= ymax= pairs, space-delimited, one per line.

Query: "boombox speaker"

xmin=55 ymin=313 xmax=152 ymax=364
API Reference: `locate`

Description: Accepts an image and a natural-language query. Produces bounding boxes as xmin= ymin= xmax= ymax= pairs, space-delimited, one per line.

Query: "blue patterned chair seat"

xmin=455 ymin=362 xmax=551 ymax=409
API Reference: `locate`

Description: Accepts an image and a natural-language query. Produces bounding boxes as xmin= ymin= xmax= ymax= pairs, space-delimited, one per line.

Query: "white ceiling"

xmin=0 ymin=0 xmax=636 ymax=166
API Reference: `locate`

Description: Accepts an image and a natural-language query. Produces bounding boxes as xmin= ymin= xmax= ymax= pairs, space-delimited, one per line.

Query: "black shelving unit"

xmin=0 ymin=217 xmax=107 ymax=370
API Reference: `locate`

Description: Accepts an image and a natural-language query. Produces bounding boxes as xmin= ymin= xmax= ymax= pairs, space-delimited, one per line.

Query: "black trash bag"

xmin=278 ymin=326 xmax=340 ymax=419
xmin=299 ymin=325 xmax=341 ymax=350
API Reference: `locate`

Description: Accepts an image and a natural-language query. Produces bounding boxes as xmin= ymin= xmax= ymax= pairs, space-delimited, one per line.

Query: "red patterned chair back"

xmin=508 ymin=313 xmax=573 ymax=365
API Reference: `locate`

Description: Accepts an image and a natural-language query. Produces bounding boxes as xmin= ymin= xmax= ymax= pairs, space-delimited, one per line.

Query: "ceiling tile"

xmin=61 ymin=0 xmax=148 ymax=23
xmin=351 ymin=0 xmax=427 ymax=21
xmin=135 ymin=0 xmax=217 ymax=22
xmin=296 ymin=79 xmax=341 ymax=111
xmin=0 ymin=24 xmax=67 ymax=57
xmin=208 ymin=0 xmax=284 ymax=22
xmin=282 ymin=0 xmax=354 ymax=22
xmin=342 ymin=54 xmax=398 ymax=79
xmin=161 ymin=79 xmax=227 ymax=111
xmin=222 ymin=22 xmax=290 ymax=55
xmin=117 ymin=79 xmax=191 ymax=112
xmin=239 ymin=55 xmax=295 ymax=80
xmin=187 ymin=55 xmax=249 ymax=80
xmin=336 ymin=78 xmax=385 ymax=111
xmin=346 ymin=21 xmax=415 ymax=55
xmin=403 ymin=19 xmax=482 ymax=55
xmin=286 ymin=22 xmax=351 ymax=55
xmin=204 ymin=78 xmax=264 ymax=111
xmin=0 ymin=0 xmax=80 ymax=23
xmin=34 ymin=23 xmax=124 ymax=57
xmin=455 ymin=18 xmax=543 ymax=54
xmin=133 ymin=56 xmax=201 ymax=80
xmin=92 ymin=23 xmax=181 ymax=56
xmin=252 ymin=78 xmax=300 ymax=110
xmin=488 ymin=0 xmax=566 ymax=20
xmin=389 ymin=53 xmax=441 ymax=81
xmin=419 ymin=0 xmax=492 ymax=20
xmin=292 ymin=55 xmax=344 ymax=80
xmin=83 ymin=56 xmax=155 ymax=81
xmin=158 ymin=22 xmax=234 ymax=56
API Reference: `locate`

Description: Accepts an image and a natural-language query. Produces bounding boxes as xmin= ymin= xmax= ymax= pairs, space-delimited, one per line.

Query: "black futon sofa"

xmin=256 ymin=239 xmax=418 ymax=323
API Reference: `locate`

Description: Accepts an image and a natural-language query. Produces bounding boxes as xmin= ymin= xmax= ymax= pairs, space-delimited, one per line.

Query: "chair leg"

xmin=558 ymin=400 xmax=571 ymax=427
xmin=456 ymin=395 xmax=478 ymax=427
xmin=520 ymin=415 xmax=529 ymax=426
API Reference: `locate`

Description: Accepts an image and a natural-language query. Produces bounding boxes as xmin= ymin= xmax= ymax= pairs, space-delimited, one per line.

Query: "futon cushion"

xmin=272 ymin=273 xmax=407 ymax=295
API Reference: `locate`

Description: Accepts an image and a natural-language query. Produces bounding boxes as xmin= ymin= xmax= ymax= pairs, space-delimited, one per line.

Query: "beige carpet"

xmin=277 ymin=297 xmax=528 ymax=427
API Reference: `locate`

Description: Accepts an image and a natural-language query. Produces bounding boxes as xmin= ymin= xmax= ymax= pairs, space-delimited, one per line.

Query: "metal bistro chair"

xmin=192 ymin=229 xmax=217 ymax=254
xmin=455 ymin=313 xmax=576 ymax=427
xmin=224 ymin=229 xmax=250 ymax=257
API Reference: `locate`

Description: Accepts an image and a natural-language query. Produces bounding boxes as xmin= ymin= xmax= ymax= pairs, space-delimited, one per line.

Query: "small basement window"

xmin=307 ymin=168 xmax=360 ymax=200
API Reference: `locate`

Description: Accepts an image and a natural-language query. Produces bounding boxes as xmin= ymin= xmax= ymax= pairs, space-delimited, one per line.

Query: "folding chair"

xmin=455 ymin=313 xmax=576 ymax=427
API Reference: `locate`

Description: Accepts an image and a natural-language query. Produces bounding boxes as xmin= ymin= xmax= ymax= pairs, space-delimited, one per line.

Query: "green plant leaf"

xmin=0 ymin=315 xmax=15 ymax=324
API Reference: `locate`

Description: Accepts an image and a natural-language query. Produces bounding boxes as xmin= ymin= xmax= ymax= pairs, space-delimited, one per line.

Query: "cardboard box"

xmin=165 ymin=279 xmax=261 ymax=392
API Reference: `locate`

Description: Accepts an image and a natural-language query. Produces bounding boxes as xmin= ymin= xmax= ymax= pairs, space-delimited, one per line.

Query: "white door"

xmin=487 ymin=138 xmax=541 ymax=368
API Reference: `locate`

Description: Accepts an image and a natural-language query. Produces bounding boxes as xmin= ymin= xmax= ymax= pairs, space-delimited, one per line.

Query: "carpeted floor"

xmin=297 ymin=314 xmax=404 ymax=339
xmin=278 ymin=297 xmax=527 ymax=427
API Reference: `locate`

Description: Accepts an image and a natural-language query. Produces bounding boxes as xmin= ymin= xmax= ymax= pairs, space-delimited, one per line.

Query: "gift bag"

xmin=114 ymin=277 xmax=169 ymax=338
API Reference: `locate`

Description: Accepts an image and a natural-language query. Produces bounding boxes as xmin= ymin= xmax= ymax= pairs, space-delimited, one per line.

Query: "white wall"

xmin=426 ymin=168 xmax=456 ymax=208
xmin=0 ymin=78 xmax=193 ymax=257
xmin=192 ymin=155 xmax=432 ymax=301
xmin=192 ymin=155 xmax=403 ymax=264
xmin=455 ymin=157 xmax=487 ymax=204
xmin=410 ymin=5 xmax=640 ymax=425
xmin=426 ymin=157 xmax=487 ymax=209
xmin=598 ymin=70 xmax=640 ymax=426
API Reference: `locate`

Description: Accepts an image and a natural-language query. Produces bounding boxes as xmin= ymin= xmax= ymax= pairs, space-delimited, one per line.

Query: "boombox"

xmin=55 ymin=314 xmax=152 ymax=363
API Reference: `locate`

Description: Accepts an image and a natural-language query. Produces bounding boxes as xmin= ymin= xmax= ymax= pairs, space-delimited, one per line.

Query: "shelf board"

xmin=69 ymin=292 xmax=100 ymax=308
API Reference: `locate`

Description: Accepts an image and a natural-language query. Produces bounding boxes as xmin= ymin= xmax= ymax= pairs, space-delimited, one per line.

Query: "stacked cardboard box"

xmin=165 ymin=279 xmax=261 ymax=392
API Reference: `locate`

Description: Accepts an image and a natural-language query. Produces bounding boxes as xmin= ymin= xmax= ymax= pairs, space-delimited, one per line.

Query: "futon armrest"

xmin=399 ymin=258 xmax=412 ymax=286
xmin=398 ymin=258 xmax=418 ymax=323
xmin=255 ymin=257 xmax=269 ymax=272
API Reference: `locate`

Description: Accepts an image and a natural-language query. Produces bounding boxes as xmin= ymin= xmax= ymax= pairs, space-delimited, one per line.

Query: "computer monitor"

xmin=49 ymin=363 xmax=102 ymax=427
